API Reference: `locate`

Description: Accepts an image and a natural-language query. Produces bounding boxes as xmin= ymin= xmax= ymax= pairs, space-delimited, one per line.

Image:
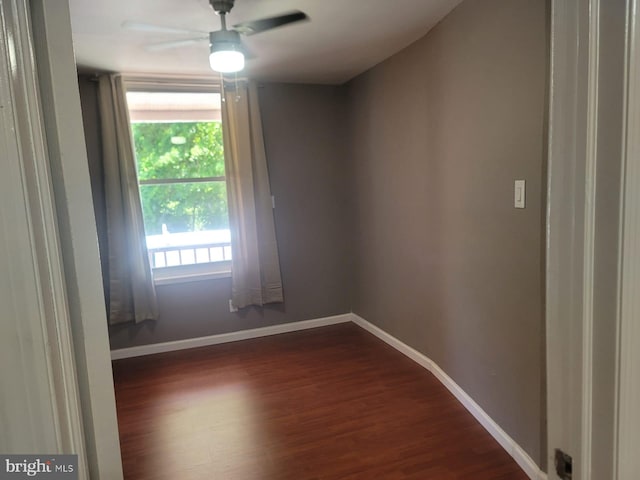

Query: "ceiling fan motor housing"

xmin=210 ymin=0 xmax=235 ymax=15
xmin=209 ymin=29 xmax=242 ymax=51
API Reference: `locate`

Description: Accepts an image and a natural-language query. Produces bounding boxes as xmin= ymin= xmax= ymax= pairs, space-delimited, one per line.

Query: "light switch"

xmin=514 ymin=180 xmax=526 ymax=208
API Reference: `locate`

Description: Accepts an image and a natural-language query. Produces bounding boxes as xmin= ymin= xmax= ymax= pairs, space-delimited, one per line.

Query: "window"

xmin=126 ymin=89 xmax=231 ymax=282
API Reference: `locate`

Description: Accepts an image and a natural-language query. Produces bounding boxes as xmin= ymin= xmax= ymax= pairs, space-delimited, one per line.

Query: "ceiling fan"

xmin=123 ymin=0 xmax=309 ymax=73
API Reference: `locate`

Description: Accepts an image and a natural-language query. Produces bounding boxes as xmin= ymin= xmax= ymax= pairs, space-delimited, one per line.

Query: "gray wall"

xmin=347 ymin=0 xmax=547 ymax=467
xmin=78 ymin=83 xmax=351 ymax=349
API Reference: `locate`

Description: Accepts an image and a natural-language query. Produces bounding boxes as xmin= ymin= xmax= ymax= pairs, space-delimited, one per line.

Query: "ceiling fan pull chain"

xmin=235 ymin=73 xmax=241 ymax=103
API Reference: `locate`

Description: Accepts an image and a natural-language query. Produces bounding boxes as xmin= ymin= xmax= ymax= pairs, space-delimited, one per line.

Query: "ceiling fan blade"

xmin=123 ymin=21 xmax=206 ymax=36
xmin=233 ymin=11 xmax=308 ymax=36
xmin=145 ymin=37 xmax=208 ymax=52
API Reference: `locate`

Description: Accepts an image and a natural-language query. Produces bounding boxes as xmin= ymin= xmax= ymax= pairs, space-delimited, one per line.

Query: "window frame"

xmin=124 ymin=77 xmax=231 ymax=284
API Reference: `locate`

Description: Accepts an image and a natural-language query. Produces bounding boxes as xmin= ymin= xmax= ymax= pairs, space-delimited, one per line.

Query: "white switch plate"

xmin=514 ymin=180 xmax=526 ymax=208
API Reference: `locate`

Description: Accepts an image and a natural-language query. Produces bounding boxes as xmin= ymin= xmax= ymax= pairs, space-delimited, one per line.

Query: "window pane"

xmin=139 ymin=181 xmax=229 ymax=235
xmin=127 ymin=91 xmax=230 ymax=269
xmin=141 ymin=182 xmax=231 ymax=268
xmin=131 ymin=122 xmax=225 ymax=181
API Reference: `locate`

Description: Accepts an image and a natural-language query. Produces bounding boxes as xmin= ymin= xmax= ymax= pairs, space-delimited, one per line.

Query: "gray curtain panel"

xmin=97 ymin=74 xmax=158 ymax=324
xmin=222 ymin=81 xmax=284 ymax=309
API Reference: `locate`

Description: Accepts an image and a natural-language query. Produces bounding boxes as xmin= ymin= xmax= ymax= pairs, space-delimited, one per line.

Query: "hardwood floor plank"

xmin=113 ymin=323 xmax=529 ymax=479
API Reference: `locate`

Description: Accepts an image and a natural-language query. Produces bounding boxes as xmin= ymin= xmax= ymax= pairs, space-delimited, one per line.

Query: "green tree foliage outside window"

xmin=131 ymin=122 xmax=229 ymax=235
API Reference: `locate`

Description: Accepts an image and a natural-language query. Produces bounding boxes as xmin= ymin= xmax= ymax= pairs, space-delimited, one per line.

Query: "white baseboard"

xmin=110 ymin=313 xmax=352 ymax=360
xmin=351 ymin=314 xmax=547 ymax=480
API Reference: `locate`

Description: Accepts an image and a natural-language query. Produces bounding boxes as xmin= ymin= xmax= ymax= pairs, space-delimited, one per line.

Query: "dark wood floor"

xmin=112 ymin=323 xmax=528 ymax=479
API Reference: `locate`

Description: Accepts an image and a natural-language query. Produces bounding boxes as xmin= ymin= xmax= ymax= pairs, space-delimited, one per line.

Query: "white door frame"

xmin=546 ymin=0 xmax=598 ymax=476
xmin=0 ymin=0 xmax=123 ymax=477
xmin=27 ymin=0 xmax=125 ymax=478
xmin=0 ymin=0 xmax=86 ymax=471
xmin=615 ymin=0 xmax=640 ymax=476
xmin=548 ymin=0 xmax=638 ymax=479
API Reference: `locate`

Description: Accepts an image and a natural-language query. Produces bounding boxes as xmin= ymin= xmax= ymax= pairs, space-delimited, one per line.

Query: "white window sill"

xmin=152 ymin=262 xmax=231 ymax=286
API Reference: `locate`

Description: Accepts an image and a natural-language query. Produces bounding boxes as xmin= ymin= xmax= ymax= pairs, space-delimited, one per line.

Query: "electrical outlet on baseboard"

xmin=229 ymin=299 xmax=238 ymax=313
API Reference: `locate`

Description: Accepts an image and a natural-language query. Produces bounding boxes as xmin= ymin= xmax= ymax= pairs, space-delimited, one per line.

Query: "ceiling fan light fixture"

xmin=209 ymin=30 xmax=244 ymax=73
xmin=209 ymin=49 xmax=244 ymax=73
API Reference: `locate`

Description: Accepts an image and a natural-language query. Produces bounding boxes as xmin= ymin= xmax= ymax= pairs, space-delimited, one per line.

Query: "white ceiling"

xmin=69 ymin=0 xmax=463 ymax=85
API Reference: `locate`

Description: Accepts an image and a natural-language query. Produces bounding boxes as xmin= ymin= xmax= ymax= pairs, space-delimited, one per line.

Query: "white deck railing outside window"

xmin=146 ymin=229 xmax=231 ymax=269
